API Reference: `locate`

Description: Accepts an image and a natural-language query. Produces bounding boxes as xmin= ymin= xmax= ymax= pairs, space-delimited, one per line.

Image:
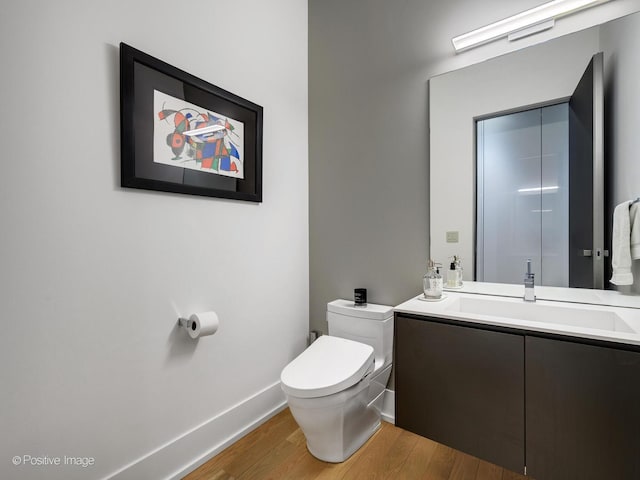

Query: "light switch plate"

xmin=446 ymin=231 xmax=459 ymax=243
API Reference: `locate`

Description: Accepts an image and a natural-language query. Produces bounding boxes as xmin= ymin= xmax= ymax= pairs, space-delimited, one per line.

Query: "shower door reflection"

xmin=476 ymin=103 xmax=569 ymax=287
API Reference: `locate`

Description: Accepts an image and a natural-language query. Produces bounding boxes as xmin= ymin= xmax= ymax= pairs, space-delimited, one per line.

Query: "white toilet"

xmin=280 ymin=299 xmax=394 ymax=463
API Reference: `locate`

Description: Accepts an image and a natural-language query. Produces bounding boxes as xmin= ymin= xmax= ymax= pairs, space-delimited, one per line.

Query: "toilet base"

xmin=286 ymin=368 xmax=390 ymax=463
xmin=307 ymin=419 xmax=381 ymax=463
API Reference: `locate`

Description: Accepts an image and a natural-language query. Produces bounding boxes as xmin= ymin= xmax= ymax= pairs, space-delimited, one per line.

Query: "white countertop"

xmin=395 ymin=290 xmax=640 ymax=347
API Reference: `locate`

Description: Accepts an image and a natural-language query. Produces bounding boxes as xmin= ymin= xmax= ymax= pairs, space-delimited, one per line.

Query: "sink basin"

xmin=445 ymin=296 xmax=637 ymax=334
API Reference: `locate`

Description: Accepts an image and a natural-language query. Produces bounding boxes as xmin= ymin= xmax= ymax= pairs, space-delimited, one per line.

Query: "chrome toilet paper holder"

xmin=178 ymin=317 xmax=195 ymax=331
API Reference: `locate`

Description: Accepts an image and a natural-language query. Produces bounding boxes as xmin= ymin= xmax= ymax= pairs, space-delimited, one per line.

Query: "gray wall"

xmin=309 ymin=0 xmax=640 ymax=333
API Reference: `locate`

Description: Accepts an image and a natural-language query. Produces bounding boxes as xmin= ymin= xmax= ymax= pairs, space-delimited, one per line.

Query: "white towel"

xmin=610 ymin=201 xmax=633 ymax=285
xmin=631 ymin=203 xmax=640 ymax=260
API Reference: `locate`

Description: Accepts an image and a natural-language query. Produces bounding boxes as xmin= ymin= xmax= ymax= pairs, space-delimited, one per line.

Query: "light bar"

xmin=518 ymin=186 xmax=559 ymax=193
xmin=452 ymin=0 xmax=609 ymax=52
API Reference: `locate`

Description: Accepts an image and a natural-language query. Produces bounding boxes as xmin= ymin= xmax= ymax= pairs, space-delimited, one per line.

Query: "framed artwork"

xmin=120 ymin=43 xmax=263 ymax=202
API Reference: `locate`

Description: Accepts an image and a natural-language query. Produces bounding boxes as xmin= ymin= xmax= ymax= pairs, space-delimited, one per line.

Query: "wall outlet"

xmin=446 ymin=231 xmax=459 ymax=243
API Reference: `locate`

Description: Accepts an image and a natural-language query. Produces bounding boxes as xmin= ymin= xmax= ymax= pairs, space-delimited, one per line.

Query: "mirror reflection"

xmin=430 ymin=11 xmax=640 ymax=299
xmin=476 ymin=102 xmax=570 ymax=287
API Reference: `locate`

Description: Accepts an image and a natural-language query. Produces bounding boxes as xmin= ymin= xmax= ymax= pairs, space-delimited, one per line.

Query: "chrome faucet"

xmin=524 ymin=259 xmax=536 ymax=302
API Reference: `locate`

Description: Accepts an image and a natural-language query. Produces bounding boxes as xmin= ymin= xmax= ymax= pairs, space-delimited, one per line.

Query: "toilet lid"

xmin=280 ymin=335 xmax=374 ymax=399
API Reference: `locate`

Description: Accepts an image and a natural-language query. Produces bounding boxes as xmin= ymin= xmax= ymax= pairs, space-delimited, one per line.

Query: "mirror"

xmin=429 ymin=11 xmax=640 ymax=304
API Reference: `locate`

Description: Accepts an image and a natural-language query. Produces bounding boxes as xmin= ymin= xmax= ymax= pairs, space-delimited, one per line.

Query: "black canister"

xmin=354 ymin=288 xmax=367 ymax=306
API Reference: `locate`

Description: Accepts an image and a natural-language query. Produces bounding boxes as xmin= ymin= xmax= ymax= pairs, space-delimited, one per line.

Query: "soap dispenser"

xmin=446 ymin=260 xmax=457 ymax=288
xmin=455 ymin=255 xmax=464 ymax=287
xmin=447 ymin=255 xmax=463 ymax=288
xmin=423 ymin=260 xmax=443 ymax=299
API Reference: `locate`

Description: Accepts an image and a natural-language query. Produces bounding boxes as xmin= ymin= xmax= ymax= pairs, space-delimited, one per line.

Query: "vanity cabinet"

xmin=395 ymin=314 xmax=525 ymax=473
xmin=526 ymin=336 xmax=640 ymax=480
xmin=395 ymin=313 xmax=640 ymax=479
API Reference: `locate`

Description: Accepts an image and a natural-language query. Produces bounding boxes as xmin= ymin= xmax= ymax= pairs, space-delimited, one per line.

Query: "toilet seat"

xmin=281 ymin=336 xmax=374 ymax=399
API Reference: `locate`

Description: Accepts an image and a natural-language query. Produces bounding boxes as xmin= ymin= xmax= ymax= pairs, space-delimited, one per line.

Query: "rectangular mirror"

xmin=429 ymin=11 xmax=640 ymax=303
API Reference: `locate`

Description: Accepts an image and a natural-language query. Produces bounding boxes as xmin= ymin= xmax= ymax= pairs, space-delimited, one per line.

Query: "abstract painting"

xmin=154 ymin=91 xmax=245 ymax=179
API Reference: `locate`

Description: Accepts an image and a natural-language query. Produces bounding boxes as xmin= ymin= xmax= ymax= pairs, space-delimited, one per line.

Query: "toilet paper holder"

xmin=177 ymin=311 xmax=219 ymax=339
xmin=178 ymin=317 xmax=196 ymax=332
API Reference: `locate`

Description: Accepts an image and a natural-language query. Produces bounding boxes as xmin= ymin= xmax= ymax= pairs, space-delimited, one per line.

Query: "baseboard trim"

xmin=381 ymin=388 xmax=395 ymax=424
xmin=105 ymin=381 xmax=286 ymax=480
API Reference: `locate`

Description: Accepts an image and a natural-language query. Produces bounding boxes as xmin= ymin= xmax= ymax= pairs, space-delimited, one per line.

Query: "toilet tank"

xmin=327 ymin=299 xmax=394 ymax=370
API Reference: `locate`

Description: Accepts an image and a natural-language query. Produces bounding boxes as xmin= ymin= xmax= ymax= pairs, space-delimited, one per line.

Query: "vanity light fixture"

xmin=452 ymin=0 xmax=610 ymax=52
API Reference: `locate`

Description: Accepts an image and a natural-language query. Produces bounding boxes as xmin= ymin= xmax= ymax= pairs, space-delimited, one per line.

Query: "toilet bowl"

xmin=280 ymin=300 xmax=393 ymax=463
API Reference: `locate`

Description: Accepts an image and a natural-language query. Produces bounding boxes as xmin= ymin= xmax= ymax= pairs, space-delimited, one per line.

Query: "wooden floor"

xmin=184 ymin=409 xmax=528 ymax=480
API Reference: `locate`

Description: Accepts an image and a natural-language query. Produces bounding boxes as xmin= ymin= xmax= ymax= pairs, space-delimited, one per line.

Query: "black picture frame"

xmin=120 ymin=43 xmax=263 ymax=202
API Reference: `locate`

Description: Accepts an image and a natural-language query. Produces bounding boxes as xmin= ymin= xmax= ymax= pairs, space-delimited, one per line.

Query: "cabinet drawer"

xmin=395 ymin=314 xmax=525 ymax=473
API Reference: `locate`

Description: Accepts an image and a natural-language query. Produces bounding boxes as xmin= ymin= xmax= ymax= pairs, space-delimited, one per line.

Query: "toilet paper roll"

xmin=187 ymin=311 xmax=219 ymax=339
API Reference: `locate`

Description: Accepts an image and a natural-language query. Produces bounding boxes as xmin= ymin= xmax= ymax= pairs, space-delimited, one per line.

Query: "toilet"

xmin=280 ymin=299 xmax=394 ymax=463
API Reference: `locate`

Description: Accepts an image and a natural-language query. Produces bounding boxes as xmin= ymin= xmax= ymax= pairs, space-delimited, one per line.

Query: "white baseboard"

xmin=381 ymin=389 xmax=395 ymax=424
xmin=105 ymin=381 xmax=286 ymax=480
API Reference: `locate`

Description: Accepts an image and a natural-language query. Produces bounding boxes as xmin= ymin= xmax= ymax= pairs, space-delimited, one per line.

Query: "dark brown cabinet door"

xmin=526 ymin=336 xmax=640 ymax=480
xmin=395 ymin=315 xmax=525 ymax=473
